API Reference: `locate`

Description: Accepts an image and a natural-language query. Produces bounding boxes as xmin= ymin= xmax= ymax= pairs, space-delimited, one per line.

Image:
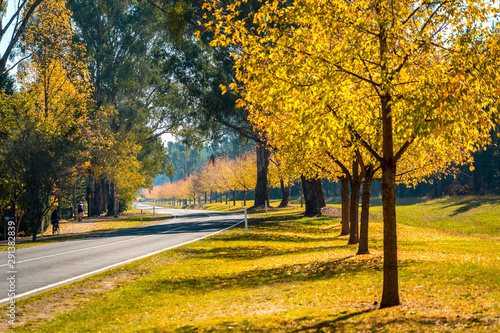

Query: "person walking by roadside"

xmin=77 ymin=201 xmax=84 ymax=222
xmin=51 ymin=209 xmax=61 ymax=235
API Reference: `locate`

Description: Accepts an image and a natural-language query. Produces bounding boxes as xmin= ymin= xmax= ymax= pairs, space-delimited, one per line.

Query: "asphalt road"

xmin=0 ymin=205 xmax=244 ymax=305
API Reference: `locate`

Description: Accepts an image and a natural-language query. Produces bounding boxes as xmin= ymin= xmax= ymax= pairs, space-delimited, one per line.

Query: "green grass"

xmin=6 ymin=197 xmax=500 ymax=332
xmin=387 ymin=196 xmax=500 ymax=239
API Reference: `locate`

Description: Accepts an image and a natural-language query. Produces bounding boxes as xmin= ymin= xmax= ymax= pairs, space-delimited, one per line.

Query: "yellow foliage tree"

xmin=19 ymin=0 xmax=92 ymax=135
xmin=203 ymin=0 xmax=499 ymax=308
xmin=11 ymin=0 xmax=94 ymax=239
xmin=233 ymin=151 xmax=257 ymax=205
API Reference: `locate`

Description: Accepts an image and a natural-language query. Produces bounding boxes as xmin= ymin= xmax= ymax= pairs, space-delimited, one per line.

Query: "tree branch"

xmin=0 ymin=0 xmax=44 ymax=75
xmin=325 ymin=151 xmax=351 ymax=180
xmin=394 ymin=135 xmax=415 ymax=162
xmin=326 ymin=104 xmax=383 ymax=163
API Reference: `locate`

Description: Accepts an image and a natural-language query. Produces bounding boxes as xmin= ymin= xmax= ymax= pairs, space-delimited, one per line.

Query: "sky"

xmin=0 ymin=0 xmax=17 ymax=58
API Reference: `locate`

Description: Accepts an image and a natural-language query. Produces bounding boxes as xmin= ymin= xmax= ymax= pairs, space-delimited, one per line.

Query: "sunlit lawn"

xmin=7 ymin=197 xmax=500 ymax=332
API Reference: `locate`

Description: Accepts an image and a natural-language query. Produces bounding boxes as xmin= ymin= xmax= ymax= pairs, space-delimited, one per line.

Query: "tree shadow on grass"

xmin=142 ymin=254 xmax=397 ymax=294
xmin=291 ymin=309 xmax=374 ymax=332
xmin=215 ymin=225 xmax=343 ymax=245
xmin=256 ymin=214 xmax=334 ymax=224
xmin=180 ymin=243 xmax=349 ymax=261
xmin=290 ymin=312 xmax=493 ymax=333
xmin=173 ymin=309 xmax=497 ymax=332
xmin=244 ymin=215 xmax=343 ymax=236
xmin=443 ymin=197 xmax=500 ymax=216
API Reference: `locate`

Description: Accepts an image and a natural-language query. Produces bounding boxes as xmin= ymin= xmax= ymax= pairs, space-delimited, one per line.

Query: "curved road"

xmin=0 ymin=205 xmax=243 ymax=305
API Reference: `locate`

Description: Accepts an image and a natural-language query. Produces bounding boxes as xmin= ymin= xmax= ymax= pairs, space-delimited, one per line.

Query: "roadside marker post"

xmin=140 ymin=210 xmax=143 ymax=223
xmin=244 ymin=208 xmax=248 ymax=234
xmin=265 ymin=201 xmax=268 ymax=217
xmin=153 ymin=206 xmax=155 ymax=217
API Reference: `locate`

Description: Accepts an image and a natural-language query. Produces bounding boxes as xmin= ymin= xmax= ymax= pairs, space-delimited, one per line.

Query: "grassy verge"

xmin=388 ymin=196 xmax=500 ymax=240
xmin=4 ymin=197 xmax=499 ymax=332
xmin=0 ymin=212 xmax=170 ymax=251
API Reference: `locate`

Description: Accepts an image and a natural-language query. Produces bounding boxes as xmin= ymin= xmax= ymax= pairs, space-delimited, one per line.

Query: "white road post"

xmin=265 ymin=200 xmax=268 ymax=217
xmin=140 ymin=209 xmax=143 ymax=223
xmin=244 ymin=208 xmax=248 ymax=234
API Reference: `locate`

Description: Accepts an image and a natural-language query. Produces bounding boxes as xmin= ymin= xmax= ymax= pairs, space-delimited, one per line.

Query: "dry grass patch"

xmin=0 ymin=268 xmax=151 ymax=333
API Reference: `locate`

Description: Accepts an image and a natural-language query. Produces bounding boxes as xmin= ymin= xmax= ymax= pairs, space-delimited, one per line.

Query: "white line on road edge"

xmin=0 ymin=218 xmax=244 ymax=305
xmin=0 ymin=226 xmax=186 ymax=268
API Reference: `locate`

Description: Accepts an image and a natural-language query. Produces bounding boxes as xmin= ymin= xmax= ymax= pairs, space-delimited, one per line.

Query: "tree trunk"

xmin=349 ymin=159 xmax=360 ymax=245
xmin=254 ymin=141 xmax=270 ymax=207
xmin=278 ymin=178 xmax=290 ymax=208
xmin=99 ymin=177 xmax=107 ymax=213
xmin=30 ymin=197 xmax=43 ymax=242
xmin=31 ymin=210 xmax=37 ymax=242
xmin=86 ymin=175 xmax=92 ymax=217
xmin=15 ymin=212 xmax=23 ymax=239
xmin=243 ymin=190 xmax=246 ymax=206
xmin=433 ymin=176 xmax=442 ymax=198
xmin=87 ymin=175 xmax=104 ymax=217
xmin=357 ymin=166 xmax=374 ymax=255
xmin=301 ymin=176 xmax=322 ymax=217
xmin=380 ymin=159 xmax=399 ymax=307
xmin=106 ymin=181 xmax=114 ymax=216
xmin=10 ymin=197 xmax=23 ymax=238
xmin=315 ymin=178 xmax=326 ymax=208
xmin=340 ymin=176 xmax=350 ymax=236
xmin=73 ymin=183 xmax=77 ymax=221
xmin=379 ymin=16 xmax=401 ymax=306
xmin=113 ymin=183 xmax=118 ymax=218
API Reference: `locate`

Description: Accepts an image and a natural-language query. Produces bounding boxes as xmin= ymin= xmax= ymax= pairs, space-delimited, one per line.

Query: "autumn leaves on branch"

xmin=201 ymin=0 xmax=500 ymax=308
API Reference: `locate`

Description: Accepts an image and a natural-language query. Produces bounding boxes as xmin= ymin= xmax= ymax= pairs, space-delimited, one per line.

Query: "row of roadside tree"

xmin=143 ymin=151 xmax=299 ymax=207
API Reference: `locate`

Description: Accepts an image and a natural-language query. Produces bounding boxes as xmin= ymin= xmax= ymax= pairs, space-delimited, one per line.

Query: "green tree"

xmin=148 ymin=0 xmax=273 ymax=208
xmin=67 ymin=0 xmax=172 ymax=215
xmin=165 ymin=142 xmax=207 ymax=182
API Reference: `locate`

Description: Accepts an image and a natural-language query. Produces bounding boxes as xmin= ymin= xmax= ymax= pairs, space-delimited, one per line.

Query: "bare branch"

xmin=0 ymin=0 xmax=44 ymax=75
